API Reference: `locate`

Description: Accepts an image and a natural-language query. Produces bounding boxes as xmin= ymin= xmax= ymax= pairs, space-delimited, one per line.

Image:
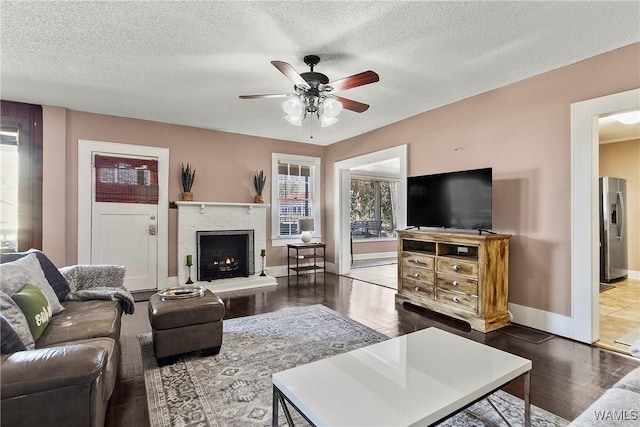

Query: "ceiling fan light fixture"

xmin=320 ymin=115 xmax=338 ymax=127
xmin=282 ymin=98 xmax=303 ymax=116
xmin=322 ymin=98 xmax=343 ymax=118
xmin=285 ymin=115 xmax=303 ymax=126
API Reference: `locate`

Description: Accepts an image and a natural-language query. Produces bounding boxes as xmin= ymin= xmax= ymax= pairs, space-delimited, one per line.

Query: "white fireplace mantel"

xmin=176 ymin=201 xmax=276 ymax=292
xmin=175 ymin=201 xmax=270 ymax=215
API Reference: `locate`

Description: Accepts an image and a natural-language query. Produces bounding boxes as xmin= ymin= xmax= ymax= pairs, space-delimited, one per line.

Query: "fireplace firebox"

xmin=197 ymin=230 xmax=254 ymax=281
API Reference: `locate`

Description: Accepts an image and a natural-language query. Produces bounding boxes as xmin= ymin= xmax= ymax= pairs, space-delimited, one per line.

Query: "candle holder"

xmin=260 ymin=249 xmax=266 ymax=276
xmin=186 ymin=255 xmax=194 ymax=284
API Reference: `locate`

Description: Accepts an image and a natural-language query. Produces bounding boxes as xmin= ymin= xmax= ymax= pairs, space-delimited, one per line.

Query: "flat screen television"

xmin=407 ymin=167 xmax=492 ymax=231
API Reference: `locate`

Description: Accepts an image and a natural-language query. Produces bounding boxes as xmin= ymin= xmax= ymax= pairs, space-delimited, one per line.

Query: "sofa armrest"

xmin=1 ymin=345 xmax=107 ymax=399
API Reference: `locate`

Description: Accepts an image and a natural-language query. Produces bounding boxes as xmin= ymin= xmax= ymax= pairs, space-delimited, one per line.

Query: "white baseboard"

xmin=627 ymin=270 xmax=640 ymax=281
xmin=352 ymin=251 xmax=397 ymax=262
xmin=507 ymin=302 xmax=578 ymax=341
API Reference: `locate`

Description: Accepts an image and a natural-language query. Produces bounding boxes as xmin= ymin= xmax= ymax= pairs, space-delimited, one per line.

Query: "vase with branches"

xmin=253 ymin=170 xmax=266 ymax=203
xmin=181 ymin=163 xmax=196 ymax=201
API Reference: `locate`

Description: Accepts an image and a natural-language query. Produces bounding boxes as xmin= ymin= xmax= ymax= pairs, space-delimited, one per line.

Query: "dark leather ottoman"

xmin=148 ymin=289 xmax=224 ymax=364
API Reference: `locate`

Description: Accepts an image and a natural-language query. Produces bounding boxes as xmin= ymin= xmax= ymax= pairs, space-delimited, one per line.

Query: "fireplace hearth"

xmin=197 ymin=230 xmax=254 ymax=281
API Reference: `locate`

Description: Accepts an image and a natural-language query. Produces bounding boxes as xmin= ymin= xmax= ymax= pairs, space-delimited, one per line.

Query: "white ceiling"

xmin=2 ymin=1 xmax=639 ymax=146
xmin=599 ymin=113 xmax=640 ymax=144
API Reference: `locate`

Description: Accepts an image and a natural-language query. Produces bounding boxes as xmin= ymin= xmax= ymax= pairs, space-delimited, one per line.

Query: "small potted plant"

xmin=253 ymin=170 xmax=266 ymax=203
xmin=181 ymin=163 xmax=196 ymax=201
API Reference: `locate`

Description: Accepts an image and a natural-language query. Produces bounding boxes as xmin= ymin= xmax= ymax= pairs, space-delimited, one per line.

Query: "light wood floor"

xmin=597 ymin=278 xmax=640 ymax=355
xmin=346 ymin=258 xmax=398 ymax=289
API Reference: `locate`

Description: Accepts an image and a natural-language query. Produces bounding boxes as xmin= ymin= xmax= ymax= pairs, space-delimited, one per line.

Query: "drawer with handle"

xmin=436 ymin=288 xmax=478 ymax=312
xmin=402 ymin=279 xmax=435 ymax=300
xmin=401 ymin=252 xmax=434 ymax=270
xmin=436 ymin=273 xmax=478 ymax=295
xmin=402 ymin=266 xmax=435 ymax=285
xmin=437 ymin=257 xmax=478 ymax=277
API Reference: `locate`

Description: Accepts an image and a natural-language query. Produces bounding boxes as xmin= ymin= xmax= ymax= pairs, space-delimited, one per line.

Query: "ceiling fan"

xmin=239 ymin=55 xmax=379 ymax=127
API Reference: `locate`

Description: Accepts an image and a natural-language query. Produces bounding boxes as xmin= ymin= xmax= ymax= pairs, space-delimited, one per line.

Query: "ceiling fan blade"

xmin=327 ymin=70 xmax=379 ymax=93
xmin=271 ymin=61 xmax=311 ymax=90
xmin=334 ymin=96 xmax=370 ymax=113
xmin=239 ymin=93 xmax=292 ymax=99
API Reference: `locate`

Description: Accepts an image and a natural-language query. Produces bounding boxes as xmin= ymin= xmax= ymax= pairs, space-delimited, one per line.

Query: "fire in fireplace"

xmin=197 ymin=230 xmax=254 ymax=281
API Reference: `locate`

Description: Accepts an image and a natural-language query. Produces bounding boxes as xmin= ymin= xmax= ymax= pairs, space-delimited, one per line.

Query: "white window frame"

xmin=271 ymin=153 xmax=322 ymax=246
xmin=349 ymin=174 xmax=400 ymax=241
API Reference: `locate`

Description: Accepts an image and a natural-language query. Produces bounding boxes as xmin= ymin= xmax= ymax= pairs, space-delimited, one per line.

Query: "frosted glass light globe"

xmin=322 ymin=98 xmax=343 ymax=118
xmin=282 ymin=98 xmax=303 ymax=116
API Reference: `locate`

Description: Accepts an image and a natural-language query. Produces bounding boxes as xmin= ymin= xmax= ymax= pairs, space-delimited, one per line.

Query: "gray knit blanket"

xmin=59 ymin=265 xmax=135 ymax=314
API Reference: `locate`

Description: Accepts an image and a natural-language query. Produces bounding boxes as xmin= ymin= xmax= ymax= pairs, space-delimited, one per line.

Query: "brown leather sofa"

xmin=1 ymin=251 xmax=132 ymax=427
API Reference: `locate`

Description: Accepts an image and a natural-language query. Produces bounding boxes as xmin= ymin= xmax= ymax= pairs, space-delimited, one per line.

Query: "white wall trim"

xmin=271 ymin=153 xmax=322 ymax=241
xmin=627 ymin=270 xmax=640 ymax=281
xmin=334 ymin=145 xmax=407 ymax=275
xmin=508 ymin=303 xmax=574 ymax=339
xmin=77 ymin=139 xmax=170 ymax=288
xmin=352 ymin=251 xmax=397 ymax=262
xmin=570 ymin=88 xmax=640 ymax=344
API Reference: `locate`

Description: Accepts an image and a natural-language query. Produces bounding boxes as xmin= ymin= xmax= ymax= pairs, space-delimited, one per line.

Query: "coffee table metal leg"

xmin=273 ymin=385 xmax=295 ymax=427
xmin=524 ymin=370 xmax=531 ymax=427
xmin=486 ymin=396 xmax=511 ymax=426
xmin=272 ymin=385 xmax=279 ymax=427
xmin=485 ymin=370 xmax=531 ymax=427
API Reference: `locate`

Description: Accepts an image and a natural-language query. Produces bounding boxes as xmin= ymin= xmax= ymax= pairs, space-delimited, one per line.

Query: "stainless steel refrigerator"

xmin=599 ymin=177 xmax=628 ymax=283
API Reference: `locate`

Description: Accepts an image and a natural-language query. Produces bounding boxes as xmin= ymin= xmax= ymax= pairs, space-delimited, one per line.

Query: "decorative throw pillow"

xmin=0 ymin=312 xmax=27 ymax=353
xmin=0 ymin=253 xmax=64 ymax=314
xmin=0 ymin=249 xmax=71 ymax=301
xmin=0 ymin=291 xmax=35 ymax=350
xmin=11 ymin=284 xmax=52 ymax=342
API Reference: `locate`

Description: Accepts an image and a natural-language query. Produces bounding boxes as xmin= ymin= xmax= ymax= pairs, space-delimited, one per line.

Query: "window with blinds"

xmin=95 ymin=155 xmax=159 ymax=204
xmin=277 ymin=162 xmax=314 ymax=236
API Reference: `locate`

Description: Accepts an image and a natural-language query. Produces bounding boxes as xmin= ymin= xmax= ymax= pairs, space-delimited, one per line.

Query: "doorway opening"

xmin=595 ymin=110 xmax=640 ymax=354
xmin=570 ymin=88 xmax=639 ymax=348
xmin=334 ymin=145 xmax=407 ymax=278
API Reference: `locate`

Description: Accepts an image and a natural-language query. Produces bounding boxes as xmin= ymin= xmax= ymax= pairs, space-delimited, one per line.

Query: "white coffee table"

xmin=272 ymin=327 xmax=532 ymax=427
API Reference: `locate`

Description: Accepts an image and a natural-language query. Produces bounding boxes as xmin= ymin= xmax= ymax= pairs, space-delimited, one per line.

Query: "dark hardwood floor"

xmin=105 ymin=273 xmax=640 ymax=426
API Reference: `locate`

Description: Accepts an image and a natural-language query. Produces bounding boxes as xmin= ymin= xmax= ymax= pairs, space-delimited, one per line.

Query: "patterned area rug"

xmin=140 ymin=304 xmax=569 ymax=427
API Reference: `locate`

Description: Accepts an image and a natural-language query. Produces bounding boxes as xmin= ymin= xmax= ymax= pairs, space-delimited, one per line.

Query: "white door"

xmin=78 ymin=140 xmax=169 ymax=294
xmin=90 ymin=153 xmax=159 ymax=291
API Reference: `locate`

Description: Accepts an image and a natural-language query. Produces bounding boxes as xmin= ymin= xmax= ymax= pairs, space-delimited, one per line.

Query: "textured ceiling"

xmin=1 ymin=1 xmax=639 ymax=146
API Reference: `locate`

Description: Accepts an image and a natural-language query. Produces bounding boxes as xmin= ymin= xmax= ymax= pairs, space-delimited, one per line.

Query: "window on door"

xmin=94 ymin=155 xmax=159 ymax=204
xmin=271 ymin=153 xmax=321 ymax=245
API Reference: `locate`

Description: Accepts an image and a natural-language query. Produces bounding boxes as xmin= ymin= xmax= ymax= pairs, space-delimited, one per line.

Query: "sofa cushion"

xmin=35 ymin=300 xmax=122 ymax=348
xmin=0 ymin=311 xmax=27 ymax=353
xmin=12 ymin=284 xmax=52 ymax=341
xmin=0 ymin=291 xmax=34 ymax=350
xmin=0 ymin=253 xmax=64 ymax=315
xmin=0 ymin=249 xmax=71 ymax=301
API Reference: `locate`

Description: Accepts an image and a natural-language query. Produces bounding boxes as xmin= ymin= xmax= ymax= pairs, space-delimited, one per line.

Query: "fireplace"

xmin=197 ymin=230 xmax=254 ymax=281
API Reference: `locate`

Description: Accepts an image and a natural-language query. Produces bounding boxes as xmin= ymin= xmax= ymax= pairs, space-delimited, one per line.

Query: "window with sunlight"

xmin=350 ymin=178 xmax=398 ymax=239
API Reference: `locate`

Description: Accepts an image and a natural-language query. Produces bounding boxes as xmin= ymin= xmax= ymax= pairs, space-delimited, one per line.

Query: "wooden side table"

xmin=287 ymin=243 xmax=326 ymax=277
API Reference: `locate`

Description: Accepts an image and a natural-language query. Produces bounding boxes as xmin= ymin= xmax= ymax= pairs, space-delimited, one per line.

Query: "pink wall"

xmin=56 ymin=111 xmax=322 ymax=275
xmin=41 ymin=107 xmax=67 ymax=267
xmin=325 ymin=43 xmax=640 ymax=316
xmin=42 ymin=42 xmax=639 ymax=317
